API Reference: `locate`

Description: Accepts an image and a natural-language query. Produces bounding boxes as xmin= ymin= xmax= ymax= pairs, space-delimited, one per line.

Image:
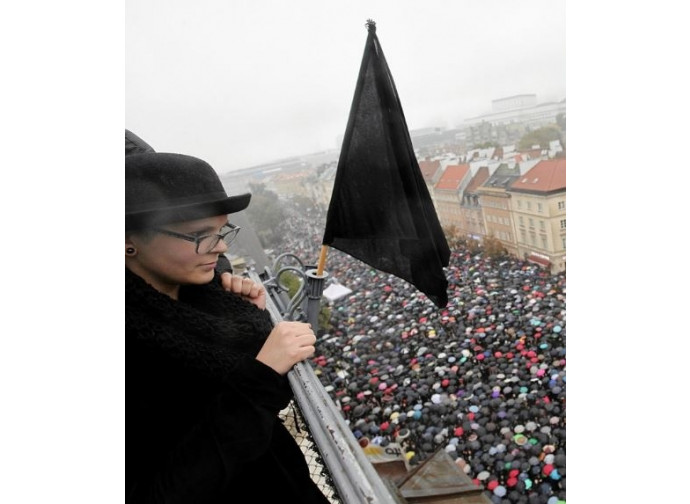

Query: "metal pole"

xmin=305 ymin=268 xmax=328 ymax=331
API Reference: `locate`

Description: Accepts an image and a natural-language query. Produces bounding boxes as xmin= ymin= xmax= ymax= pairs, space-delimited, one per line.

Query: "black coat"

xmin=126 ymin=269 xmax=330 ymax=503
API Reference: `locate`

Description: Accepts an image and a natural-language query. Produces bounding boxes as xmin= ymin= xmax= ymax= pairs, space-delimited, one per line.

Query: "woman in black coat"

xmin=125 ymin=152 xmax=330 ymax=503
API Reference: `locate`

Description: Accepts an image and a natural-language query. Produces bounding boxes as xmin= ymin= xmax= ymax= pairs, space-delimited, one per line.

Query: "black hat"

xmin=126 ymin=152 xmax=251 ymax=231
xmin=125 ymin=129 xmax=155 ymax=156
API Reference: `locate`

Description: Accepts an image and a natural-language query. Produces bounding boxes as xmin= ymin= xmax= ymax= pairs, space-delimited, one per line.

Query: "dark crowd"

xmin=267 ymin=199 xmax=566 ymax=504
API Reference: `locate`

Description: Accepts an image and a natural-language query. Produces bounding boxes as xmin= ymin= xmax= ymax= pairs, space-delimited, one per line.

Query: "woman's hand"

xmin=255 ymin=321 xmax=316 ymax=375
xmin=220 ymin=272 xmax=267 ymax=310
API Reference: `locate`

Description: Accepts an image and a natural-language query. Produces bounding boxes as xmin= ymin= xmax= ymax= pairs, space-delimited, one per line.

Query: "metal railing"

xmin=249 ymin=255 xmax=404 ymax=504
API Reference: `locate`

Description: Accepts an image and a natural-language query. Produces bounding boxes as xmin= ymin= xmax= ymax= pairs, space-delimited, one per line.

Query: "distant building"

xmin=218 ymin=134 xmax=566 ymax=273
xmin=410 ymin=127 xmax=466 ymax=158
xmin=492 ymin=94 xmax=538 ymax=111
xmin=464 ymin=94 xmax=566 ymax=147
xmin=458 ymin=166 xmax=490 ymax=239
xmin=433 ymin=164 xmax=472 ymax=231
xmin=417 ymin=158 xmax=443 ymax=208
xmin=509 ymin=158 xmax=566 ymax=273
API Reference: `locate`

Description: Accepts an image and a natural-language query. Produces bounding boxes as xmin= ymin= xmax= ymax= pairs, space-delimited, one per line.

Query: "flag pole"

xmin=303 ymin=245 xmax=329 ymax=331
xmin=316 ymin=244 xmax=328 ymax=277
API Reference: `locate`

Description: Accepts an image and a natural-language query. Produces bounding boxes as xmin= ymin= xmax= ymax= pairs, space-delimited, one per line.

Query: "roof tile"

xmin=510 ymin=159 xmax=566 ymax=192
xmin=435 ymin=164 xmax=471 ymax=190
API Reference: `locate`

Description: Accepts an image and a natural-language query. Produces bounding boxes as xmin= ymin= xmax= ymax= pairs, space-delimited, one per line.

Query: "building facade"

xmin=418 ymin=158 xmax=443 ymax=209
xmin=458 ymin=166 xmax=489 ymax=239
xmin=509 ymin=159 xmax=566 ymax=273
xmin=477 ymin=164 xmax=522 ymax=256
xmin=433 ymin=164 xmax=471 ymax=231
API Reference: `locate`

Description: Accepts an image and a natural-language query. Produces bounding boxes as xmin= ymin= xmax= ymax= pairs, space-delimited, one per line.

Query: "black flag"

xmin=322 ymin=20 xmax=450 ymax=308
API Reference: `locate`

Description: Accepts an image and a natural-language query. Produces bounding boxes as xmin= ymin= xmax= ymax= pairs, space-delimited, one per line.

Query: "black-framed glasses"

xmin=154 ymin=222 xmax=241 ymax=254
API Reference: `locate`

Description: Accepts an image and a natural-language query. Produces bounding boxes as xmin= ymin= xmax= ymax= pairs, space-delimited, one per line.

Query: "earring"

xmin=126 ymin=247 xmax=136 ymax=256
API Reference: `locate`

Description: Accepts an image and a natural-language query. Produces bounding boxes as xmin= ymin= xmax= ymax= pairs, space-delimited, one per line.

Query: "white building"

xmin=464 ymin=94 xmax=566 ymax=129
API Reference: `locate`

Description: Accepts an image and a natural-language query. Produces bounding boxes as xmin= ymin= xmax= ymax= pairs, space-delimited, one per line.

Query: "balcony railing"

xmin=249 ymin=256 xmax=405 ymax=504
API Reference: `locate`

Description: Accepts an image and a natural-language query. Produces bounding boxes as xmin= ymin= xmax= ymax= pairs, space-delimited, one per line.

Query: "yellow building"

xmin=477 ymin=163 xmax=522 ymax=256
xmin=509 ymin=159 xmax=566 ymax=273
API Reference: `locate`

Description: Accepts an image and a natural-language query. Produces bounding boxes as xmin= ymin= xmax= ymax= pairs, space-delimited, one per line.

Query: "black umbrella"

xmin=538 ymin=482 xmax=553 ymax=495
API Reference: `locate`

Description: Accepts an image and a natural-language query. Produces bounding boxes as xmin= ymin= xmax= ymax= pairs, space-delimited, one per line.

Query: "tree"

xmin=483 ymin=235 xmax=507 ymax=259
xmin=290 ymin=194 xmax=315 ymax=212
xmin=556 ymin=113 xmax=566 ymax=131
xmin=443 ymin=224 xmax=460 ymax=240
xmin=517 ymin=125 xmax=562 ymax=151
xmin=245 ymin=183 xmax=285 ymax=248
xmin=466 ymin=237 xmax=482 ymax=254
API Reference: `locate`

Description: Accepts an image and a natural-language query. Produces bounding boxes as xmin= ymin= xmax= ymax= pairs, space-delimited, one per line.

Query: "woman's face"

xmin=126 ymin=214 xmax=229 ymax=298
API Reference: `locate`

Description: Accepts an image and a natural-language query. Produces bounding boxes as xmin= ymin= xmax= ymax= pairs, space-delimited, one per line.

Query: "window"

xmin=527 ymin=202 xmax=532 ymax=211
xmin=558 ymin=201 xmax=566 ymax=210
xmin=537 ymin=203 xmax=543 ymax=213
xmin=530 ymin=233 xmax=536 ymax=245
xmin=540 ymin=220 xmax=545 ymax=230
xmin=562 ymin=237 xmax=566 ymax=249
xmin=529 ymin=218 xmax=534 ymax=227
xmin=521 ymin=230 xmax=526 ymax=243
xmin=560 ymin=219 xmax=566 ymax=229
xmin=517 ymin=200 xmax=522 ymax=209
xmin=542 ymin=237 xmax=547 ymax=249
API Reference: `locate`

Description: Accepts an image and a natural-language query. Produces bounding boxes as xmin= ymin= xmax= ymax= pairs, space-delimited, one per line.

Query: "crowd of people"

xmin=268 ymin=199 xmax=566 ymax=504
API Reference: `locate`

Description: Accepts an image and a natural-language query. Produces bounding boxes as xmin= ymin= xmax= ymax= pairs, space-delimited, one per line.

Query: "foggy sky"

xmin=126 ymin=0 xmax=565 ymax=174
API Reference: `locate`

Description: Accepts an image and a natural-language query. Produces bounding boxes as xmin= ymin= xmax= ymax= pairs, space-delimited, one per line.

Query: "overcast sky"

xmin=126 ymin=0 xmax=565 ymax=174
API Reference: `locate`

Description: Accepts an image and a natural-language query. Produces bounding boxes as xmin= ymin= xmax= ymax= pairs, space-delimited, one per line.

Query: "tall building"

xmin=509 ymin=159 xmax=566 ymax=273
xmin=477 ymin=163 xmax=522 ymax=256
